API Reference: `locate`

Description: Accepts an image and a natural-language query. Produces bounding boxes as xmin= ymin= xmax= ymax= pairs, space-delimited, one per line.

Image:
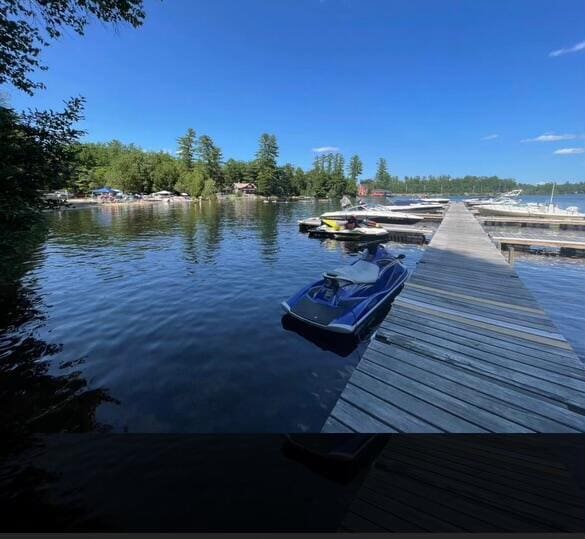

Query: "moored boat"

xmin=320 ymin=205 xmax=424 ymax=224
xmin=308 ymin=218 xmax=390 ymax=240
xmin=383 ymin=198 xmax=446 ymax=212
xmin=464 ymin=189 xmax=523 ymax=207
xmin=476 ymin=203 xmax=584 ymax=219
xmin=281 ymin=244 xmax=408 ymax=334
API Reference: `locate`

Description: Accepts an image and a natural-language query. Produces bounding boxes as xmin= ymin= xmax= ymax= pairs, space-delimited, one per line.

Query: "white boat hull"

xmin=320 ymin=210 xmax=423 ymax=224
xmin=476 ymin=205 xmax=584 ymax=219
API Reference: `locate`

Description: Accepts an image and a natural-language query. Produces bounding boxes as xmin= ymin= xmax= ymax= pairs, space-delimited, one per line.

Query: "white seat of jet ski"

xmin=323 ymin=260 xmax=380 ymax=284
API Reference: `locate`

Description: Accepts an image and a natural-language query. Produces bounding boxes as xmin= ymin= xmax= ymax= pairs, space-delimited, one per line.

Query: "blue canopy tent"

xmin=92 ymin=187 xmax=115 ymax=194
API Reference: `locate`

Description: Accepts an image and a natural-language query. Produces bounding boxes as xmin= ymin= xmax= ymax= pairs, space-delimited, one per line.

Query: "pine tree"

xmin=177 ymin=128 xmax=196 ymax=170
xmin=198 ymin=135 xmax=224 ymax=190
xmin=255 ymin=133 xmax=279 ymax=195
xmin=348 ymin=155 xmax=363 ymax=182
xmin=375 ymin=158 xmax=391 ymax=190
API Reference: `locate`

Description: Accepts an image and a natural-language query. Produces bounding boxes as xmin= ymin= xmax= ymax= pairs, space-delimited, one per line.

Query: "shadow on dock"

xmin=1 ymin=434 xmax=584 ymax=532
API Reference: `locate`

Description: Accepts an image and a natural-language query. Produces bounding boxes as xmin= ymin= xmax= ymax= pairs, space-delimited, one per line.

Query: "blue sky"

xmin=5 ymin=0 xmax=585 ymax=182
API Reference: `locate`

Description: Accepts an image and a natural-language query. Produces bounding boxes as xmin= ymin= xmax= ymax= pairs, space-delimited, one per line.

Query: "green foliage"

xmin=176 ymin=166 xmax=205 ymax=197
xmin=348 ymin=155 xmax=363 ymax=182
xmin=306 ymin=153 xmax=353 ymax=198
xmin=201 ymin=179 xmax=217 ymax=199
xmin=374 ymin=158 xmax=392 ymax=189
xmin=275 ymin=163 xmax=295 ymax=196
xmin=177 ymin=128 xmax=196 ymax=170
xmin=222 ymin=159 xmax=248 ymax=187
xmin=0 ymin=98 xmax=85 ymax=279
xmin=198 ymin=135 xmax=224 ymax=190
xmin=0 ymin=0 xmax=145 ymax=94
xmin=254 ymin=133 xmax=279 ymax=195
xmin=0 ymin=97 xmax=85 ymax=218
xmin=149 ymin=153 xmax=181 ymax=192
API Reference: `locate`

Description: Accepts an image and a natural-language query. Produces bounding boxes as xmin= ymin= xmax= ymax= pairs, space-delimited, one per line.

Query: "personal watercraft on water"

xmin=281 ymin=244 xmax=408 ymax=334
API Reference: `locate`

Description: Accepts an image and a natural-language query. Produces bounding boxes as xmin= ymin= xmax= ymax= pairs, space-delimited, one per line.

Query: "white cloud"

xmin=481 ymin=134 xmax=499 ymax=140
xmin=554 ymin=148 xmax=585 ymax=155
xmin=521 ymin=133 xmax=577 ymax=143
xmin=549 ymin=39 xmax=585 ymax=57
xmin=312 ymin=146 xmax=340 ymax=153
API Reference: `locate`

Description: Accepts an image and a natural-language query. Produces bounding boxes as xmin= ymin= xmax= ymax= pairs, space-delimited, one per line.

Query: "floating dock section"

xmin=322 ymin=202 xmax=585 ymax=433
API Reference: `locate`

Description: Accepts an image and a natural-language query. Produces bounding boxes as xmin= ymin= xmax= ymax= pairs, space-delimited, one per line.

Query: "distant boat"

xmin=476 ymin=203 xmax=584 ymax=219
xmin=464 ymin=189 xmax=522 ymax=207
xmin=476 ymin=184 xmax=583 ymax=219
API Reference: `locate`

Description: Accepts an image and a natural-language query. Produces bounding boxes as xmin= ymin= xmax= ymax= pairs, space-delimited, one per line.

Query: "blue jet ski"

xmin=281 ymin=244 xmax=408 ymax=334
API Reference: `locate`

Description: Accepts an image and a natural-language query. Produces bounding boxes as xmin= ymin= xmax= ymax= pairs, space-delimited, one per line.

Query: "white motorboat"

xmin=464 ymin=189 xmax=523 ymax=207
xmin=417 ymin=197 xmax=450 ymax=204
xmin=476 ymin=203 xmax=584 ymax=219
xmin=383 ymin=198 xmax=446 ymax=212
xmin=380 ymin=202 xmax=445 ymax=213
xmin=320 ymin=205 xmax=424 ymax=225
xmin=476 ymin=184 xmax=583 ymax=219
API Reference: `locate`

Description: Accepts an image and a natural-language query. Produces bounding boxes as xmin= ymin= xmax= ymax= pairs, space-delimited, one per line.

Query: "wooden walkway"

xmin=322 ymin=202 xmax=585 ymax=433
xmin=479 ymin=216 xmax=585 ymax=229
xmin=492 ymin=236 xmax=585 ymax=251
xmin=340 ymin=437 xmax=585 ymax=532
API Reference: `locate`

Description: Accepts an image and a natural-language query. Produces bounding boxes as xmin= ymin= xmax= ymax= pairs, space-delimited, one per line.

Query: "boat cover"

xmin=324 ymin=260 xmax=380 ymax=284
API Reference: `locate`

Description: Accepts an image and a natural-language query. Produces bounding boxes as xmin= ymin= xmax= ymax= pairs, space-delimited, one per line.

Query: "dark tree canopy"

xmin=0 ymin=0 xmax=145 ymax=94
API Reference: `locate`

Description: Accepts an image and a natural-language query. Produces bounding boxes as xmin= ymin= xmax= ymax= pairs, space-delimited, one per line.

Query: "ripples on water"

xmin=5 ymin=197 xmax=585 ymax=433
xmin=9 ymin=200 xmax=425 ymax=433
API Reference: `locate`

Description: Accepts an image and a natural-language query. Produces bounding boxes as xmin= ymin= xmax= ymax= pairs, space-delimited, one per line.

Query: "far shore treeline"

xmin=72 ymin=132 xmax=585 ymax=199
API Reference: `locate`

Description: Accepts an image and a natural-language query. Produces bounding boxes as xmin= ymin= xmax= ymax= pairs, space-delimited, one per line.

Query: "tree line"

xmin=72 ymin=130 xmax=362 ymax=198
xmin=361 ymin=158 xmax=585 ymax=195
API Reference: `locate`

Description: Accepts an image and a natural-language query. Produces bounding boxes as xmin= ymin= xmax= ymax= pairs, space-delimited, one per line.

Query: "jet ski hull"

xmin=281 ymin=247 xmax=409 ymax=334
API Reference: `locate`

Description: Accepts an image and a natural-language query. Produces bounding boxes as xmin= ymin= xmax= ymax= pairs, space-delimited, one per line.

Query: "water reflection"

xmin=3 ymin=200 xmax=425 ymax=433
xmin=1 ymin=230 xmax=117 ymax=435
xmin=256 ymin=202 xmax=280 ymax=262
xmin=281 ymin=315 xmax=361 ymax=358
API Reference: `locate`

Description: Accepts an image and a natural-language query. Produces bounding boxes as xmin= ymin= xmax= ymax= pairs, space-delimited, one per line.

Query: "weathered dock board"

xmin=322 ymin=202 xmax=585 ymax=433
xmin=492 ymin=236 xmax=585 ymax=251
xmin=479 ymin=216 xmax=585 ymax=229
xmin=340 ymin=437 xmax=585 ymax=532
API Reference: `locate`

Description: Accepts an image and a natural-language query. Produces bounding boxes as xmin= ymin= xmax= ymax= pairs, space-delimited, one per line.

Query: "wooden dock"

xmin=340 ymin=437 xmax=585 ymax=532
xmin=479 ymin=216 xmax=585 ymax=229
xmin=379 ymin=224 xmax=434 ymax=244
xmin=492 ymin=236 xmax=585 ymax=251
xmin=322 ymin=202 xmax=585 ymax=433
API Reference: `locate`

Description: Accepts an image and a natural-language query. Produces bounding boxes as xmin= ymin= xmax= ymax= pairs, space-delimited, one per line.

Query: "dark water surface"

xmin=4 ymin=200 xmax=424 ymax=433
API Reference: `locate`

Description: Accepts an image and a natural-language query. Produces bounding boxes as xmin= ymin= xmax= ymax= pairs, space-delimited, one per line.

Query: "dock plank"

xmin=341 ymin=438 xmax=585 ymax=532
xmin=322 ymin=202 xmax=585 ymax=433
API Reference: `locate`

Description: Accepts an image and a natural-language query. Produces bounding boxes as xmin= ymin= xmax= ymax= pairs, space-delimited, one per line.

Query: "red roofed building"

xmin=233 ymin=182 xmax=257 ymax=195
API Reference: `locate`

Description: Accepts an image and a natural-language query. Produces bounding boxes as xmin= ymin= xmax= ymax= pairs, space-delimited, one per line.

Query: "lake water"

xmin=2 ymin=196 xmax=584 ymax=433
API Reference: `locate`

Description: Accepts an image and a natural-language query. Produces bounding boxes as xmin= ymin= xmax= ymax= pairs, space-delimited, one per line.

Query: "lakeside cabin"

xmin=233 ymin=182 xmax=257 ymax=195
